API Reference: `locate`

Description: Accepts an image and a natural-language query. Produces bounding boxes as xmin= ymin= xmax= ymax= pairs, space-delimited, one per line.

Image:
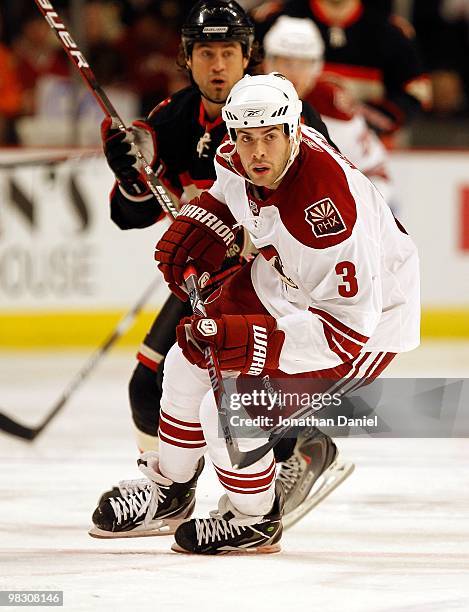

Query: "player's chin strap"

xmin=273 ymin=129 xmax=302 ymax=184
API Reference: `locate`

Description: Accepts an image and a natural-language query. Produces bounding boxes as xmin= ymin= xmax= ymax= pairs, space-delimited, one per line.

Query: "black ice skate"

xmin=172 ymin=481 xmax=284 ymax=555
xmin=278 ymin=428 xmax=354 ymax=529
xmin=89 ymin=453 xmax=204 ymax=538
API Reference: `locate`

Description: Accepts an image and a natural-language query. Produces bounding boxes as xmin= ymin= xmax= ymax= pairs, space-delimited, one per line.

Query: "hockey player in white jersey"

xmin=91 ymin=0 xmax=350 ymax=533
xmin=263 ymin=15 xmax=393 ymax=203
xmin=92 ymin=73 xmax=420 ymax=554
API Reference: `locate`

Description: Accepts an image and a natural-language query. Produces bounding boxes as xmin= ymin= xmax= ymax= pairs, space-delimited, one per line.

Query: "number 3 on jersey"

xmin=335 ymin=261 xmax=358 ymax=297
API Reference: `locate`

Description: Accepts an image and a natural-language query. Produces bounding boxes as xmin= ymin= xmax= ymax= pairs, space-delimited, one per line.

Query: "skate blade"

xmin=88 ymin=519 xmax=184 ymax=539
xmin=171 ymin=543 xmax=281 ymax=555
xmin=283 ymin=459 xmax=355 ymax=530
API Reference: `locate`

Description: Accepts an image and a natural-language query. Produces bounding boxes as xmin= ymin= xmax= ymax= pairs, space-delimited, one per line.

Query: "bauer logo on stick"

xmin=36 ymin=0 xmax=89 ymax=69
xmin=305 ymin=198 xmax=346 ymax=237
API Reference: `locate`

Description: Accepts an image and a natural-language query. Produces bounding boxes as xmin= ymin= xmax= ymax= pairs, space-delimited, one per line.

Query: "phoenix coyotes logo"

xmin=260 ymin=245 xmax=299 ymax=289
xmin=305 ymin=198 xmax=346 ymax=238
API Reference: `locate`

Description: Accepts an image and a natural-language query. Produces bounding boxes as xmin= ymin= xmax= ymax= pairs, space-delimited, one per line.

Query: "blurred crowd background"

xmin=0 ymin=0 xmax=468 ymax=148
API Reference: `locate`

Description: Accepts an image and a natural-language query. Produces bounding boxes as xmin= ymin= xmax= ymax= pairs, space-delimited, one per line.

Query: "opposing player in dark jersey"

xmin=93 ymin=0 xmax=344 ymax=536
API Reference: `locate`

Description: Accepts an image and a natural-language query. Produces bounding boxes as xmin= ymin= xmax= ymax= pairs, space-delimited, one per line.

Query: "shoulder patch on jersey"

xmin=271 ymin=133 xmax=357 ymax=249
xmin=305 ymin=198 xmax=347 ymax=238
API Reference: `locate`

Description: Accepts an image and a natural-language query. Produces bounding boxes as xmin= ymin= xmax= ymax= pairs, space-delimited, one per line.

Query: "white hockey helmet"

xmin=223 ymin=72 xmax=302 ymax=135
xmin=264 ymin=16 xmax=325 ymax=61
xmin=222 ymin=73 xmax=303 ymax=182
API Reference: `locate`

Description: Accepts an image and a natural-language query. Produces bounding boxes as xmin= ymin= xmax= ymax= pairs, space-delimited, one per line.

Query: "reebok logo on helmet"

xmin=243 ymin=108 xmax=265 ymax=117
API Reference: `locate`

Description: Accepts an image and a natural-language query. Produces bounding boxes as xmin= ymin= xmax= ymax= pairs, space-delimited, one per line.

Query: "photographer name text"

xmin=229 ymin=415 xmax=379 ymax=428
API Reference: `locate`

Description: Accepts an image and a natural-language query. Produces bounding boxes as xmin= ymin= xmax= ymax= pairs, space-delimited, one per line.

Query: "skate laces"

xmin=194 ymin=515 xmax=246 ymax=545
xmin=109 ymin=481 xmax=169 ymax=526
xmin=194 ymin=495 xmax=264 ymax=546
xmin=109 ymin=451 xmax=173 ymax=526
xmin=277 ymin=454 xmax=303 ymax=494
xmin=117 ymin=478 xmax=150 ymax=496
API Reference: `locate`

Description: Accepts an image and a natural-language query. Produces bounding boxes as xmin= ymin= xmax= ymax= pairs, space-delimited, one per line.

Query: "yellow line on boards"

xmin=421 ymin=309 xmax=469 ymax=338
xmin=0 ymin=308 xmax=468 ymax=347
xmin=0 ymin=310 xmax=159 ymax=348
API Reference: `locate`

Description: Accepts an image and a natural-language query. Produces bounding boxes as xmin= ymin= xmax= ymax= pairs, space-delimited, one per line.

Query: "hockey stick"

xmin=33 ymin=0 xmax=244 ymax=467
xmin=235 ymin=394 xmax=355 ymax=469
xmin=0 ymin=276 xmax=160 ymax=441
xmin=183 ymin=265 xmax=240 ymax=466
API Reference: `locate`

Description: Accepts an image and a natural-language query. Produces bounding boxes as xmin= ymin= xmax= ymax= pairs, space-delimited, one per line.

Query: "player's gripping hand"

xmin=176 ymin=314 xmax=285 ymax=374
xmin=154 ymin=195 xmax=237 ymax=301
xmin=101 ymin=117 xmax=157 ymax=197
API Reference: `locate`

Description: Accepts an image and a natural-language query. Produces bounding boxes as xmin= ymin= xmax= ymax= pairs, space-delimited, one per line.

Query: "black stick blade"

xmin=0 ymin=411 xmax=38 ymax=440
xmin=234 ymin=439 xmax=277 ymax=470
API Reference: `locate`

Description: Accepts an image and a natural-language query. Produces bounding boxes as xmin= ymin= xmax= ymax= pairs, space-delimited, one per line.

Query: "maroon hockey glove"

xmin=176 ymin=314 xmax=285 ymax=374
xmin=155 ymin=194 xmax=237 ymax=301
xmin=101 ymin=117 xmax=157 ymax=197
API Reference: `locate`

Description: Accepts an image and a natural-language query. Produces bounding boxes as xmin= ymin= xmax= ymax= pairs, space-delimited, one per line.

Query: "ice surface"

xmin=1 ymin=342 xmax=468 ymax=611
